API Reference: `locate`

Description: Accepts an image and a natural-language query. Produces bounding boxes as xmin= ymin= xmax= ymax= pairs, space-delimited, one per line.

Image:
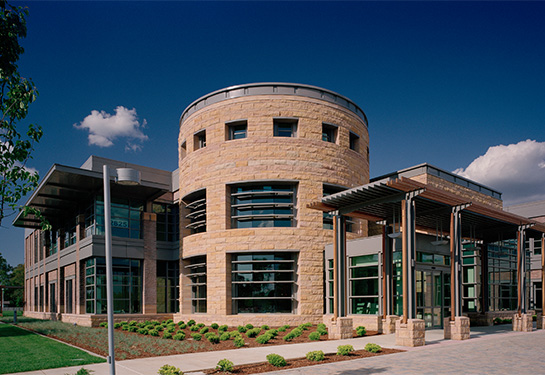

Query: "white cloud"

xmin=74 ymin=106 xmax=148 ymax=151
xmin=453 ymin=139 xmax=545 ymax=205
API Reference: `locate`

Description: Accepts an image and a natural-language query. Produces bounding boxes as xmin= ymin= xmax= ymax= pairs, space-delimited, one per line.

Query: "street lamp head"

xmin=116 ymin=168 xmax=141 ymax=186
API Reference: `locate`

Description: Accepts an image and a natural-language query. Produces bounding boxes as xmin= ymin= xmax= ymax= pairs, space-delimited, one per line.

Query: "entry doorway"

xmin=416 ymin=268 xmax=450 ymax=328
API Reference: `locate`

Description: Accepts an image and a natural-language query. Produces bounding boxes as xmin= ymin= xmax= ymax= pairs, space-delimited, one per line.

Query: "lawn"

xmin=0 ymin=323 xmax=105 ymax=374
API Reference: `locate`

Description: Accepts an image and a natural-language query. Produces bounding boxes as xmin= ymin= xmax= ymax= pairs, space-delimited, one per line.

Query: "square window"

xmin=274 ymin=119 xmax=297 ymax=137
xmin=226 ymin=120 xmax=247 ymax=140
xmin=349 ymin=132 xmax=359 ymax=151
xmin=194 ymin=130 xmax=206 ymax=150
xmin=322 ymin=123 xmax=337 ymax=143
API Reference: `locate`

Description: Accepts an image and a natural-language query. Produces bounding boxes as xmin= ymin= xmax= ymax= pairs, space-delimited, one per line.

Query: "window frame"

xmin=322 ymin=122 xmax=338 ymax=144
xmin=194 ymin=129 xmax=206 ymax=150
xmin=226 ymin=119 xmax=248 ymax=141
xmin=273 ymin=118 xmax=298 ymax=138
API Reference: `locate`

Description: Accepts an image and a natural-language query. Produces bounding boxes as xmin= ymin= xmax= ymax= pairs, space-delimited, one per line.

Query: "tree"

xmin=0 ymin=0 xmax=46 ymax=228
xmin=0 ymin=252 xmax=12 ymax=285
xmin=7 ymin=263 xmax=23 ymax=306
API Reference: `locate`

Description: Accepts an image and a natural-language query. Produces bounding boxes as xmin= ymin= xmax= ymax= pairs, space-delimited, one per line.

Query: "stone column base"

xmin=513 ymin=313 xmax=533 ymax=332
xmin=444 ymin=316 xmax=470 ymax=340
xmin=395 ymin=318 xmax=425 ymax=347
xmin=326 ymin=317 xmax=353 ymax=340
xmin=382 ymin=315 xmax=400 ymax=334
xmin=536 ymin=313 xmax=543 ymax=329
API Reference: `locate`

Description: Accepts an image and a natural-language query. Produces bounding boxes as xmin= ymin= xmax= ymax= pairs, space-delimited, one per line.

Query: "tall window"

xmin=350 ymin=254 xmax=380 ymax=314
xmin=462 ymin=244 xmax=479 ymax=312
xmin=194 ymin=129 xmax=206 ymax=150
xmin=226 ymin=120 xmax=247 ymax=140
xmin=274 ymin=118 xmax=297 ymax=137
xmin=323 ymin=184 xmax=354 ymax=232
xmin=231 ymin=183 xmax=296 ymax=228
xmin=65 ymin=278 xmax=73 ymax=314
xmin=85 ymin=257 xmax=142 ymax=314
xmin=187 ymin=256 xmax=206 ymax=313
xmin=157 ymin=260 xmax=179 ymax=313
xmin=322 ymin=123 xmax=338 ymax=143
xmin=232 ymin=252 xmax=296 ymax=314
xmin=488 ymin=240 xmax=523 ymax=311
xmin=184 ymin=190 xmax=206 ymax=234
xmin=153 ymin=203 xmax=180 ymax=241
xmin=49 ymin=283 xmax=56 ymax=313
xmin=93 ymin=196 xmax=143 ymax=239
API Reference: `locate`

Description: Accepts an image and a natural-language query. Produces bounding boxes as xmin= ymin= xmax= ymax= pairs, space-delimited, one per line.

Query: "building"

xmin=14 ymin=83 xmax=545 ymax=338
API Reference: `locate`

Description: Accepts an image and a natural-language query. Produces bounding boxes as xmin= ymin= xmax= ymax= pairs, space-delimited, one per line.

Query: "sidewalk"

xmin=7 ymin=325 xmax=543 ymax=375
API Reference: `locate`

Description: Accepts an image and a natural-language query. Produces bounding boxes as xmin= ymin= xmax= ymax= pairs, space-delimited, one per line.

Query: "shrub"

xmin=246 ymin=328 xmax=261 ymax=338
xmin=155 ymin=325 xmax=164 ymax=332
xmin=137 ymin=322 xmax=146 ymax=328
xmin=207 ymin=333 xmax=220 ymax=344
xmin=277 ymin=325 xmax=288 ymax=332
xmin=210 ymin=323 xmax=219 ymax=329
xmin=122 ymin=324 xmax=129 ymax=331
xmin=261 ymin=325 xmax=270 ymax=330
xmin=191 ymin=333 xmax=202 ymax=341
xmin=356 ymin=326 xmax=366 ymax=337
xmin=145 ymin=324 xmax=155 ymax=331
xmin=173 ymin=332 xmax=186 ymax=341
xmin=137 ymin=328 xmax=149 ymax=335
xmin=299 ymin=322 xmax=312 ymax=330
xmin=306 ymin=350 xmax=325 ymax=361
xmin=114 ymin=322 xmax=122 ymax=329
xmin=216 ymin=359 xmax=234 ymax=372
xmin=165 ymin=319 xmax=174 ymax=324
xmin=237 ymin=325 xmax=247 ymax=333
xmin=158 ymin=364 xmax=183 ymax=375
xmin=337 ymin=345 xmax=354 ymax=356
xmin=145 ymin=320 xmax=151 ymax=326
xmin=176 ymin=320 xmax=184 ymax=326
xmin=99 ymin=322 xmax=107 ymax=328
xmin=266 ymin=353 xmax=286 ymax=367
xmin=129 ymin=320 xmax=138 ymax=326
xmin=196 ymin=323 xmax=205 ymax=328
xmin=128 ymin=326 xmax=138 ymax=333
xmin=256 ymin=333 xmax=272 ymax=344
xmin=164 ymin=326 xmax=176 ymax=334
xmin=233 ymin=337 xmax=245 ymax=348
xmin=190 ymin=325 xmax=199 ymax=332
xmin=219 ymin=332 xmax=230 ymax=341
xmin=151 ymin=320 xmax=160 ymax=326
xmin=291 ymin=328 xmax=303 ymax=337
xmin=266 ymin=329 xmax=278 ymax=337
xmin=162 ymin=332 xmax=172 ymax=340
xmin=73 ymin=368 xmax=93 ymax=375
xmin=218 ymin=324 xmax=228 ymax=332
xmin=317 ymin=325 xmax=328 ymax=336
xmin=229 ymin=330 xmax=242 ymax=338
xmin=364 ymin=343 xmax=382 ymax=353
xmin=283 ymin=332 xmax=295 ymax=342
xmin=178 ymin=323 xmax=187 ymax=329
xmin=187 ymin=319 xmax=196 ymax=326
xmin=149 ymin=329 xmax=159 ymax=337
xmin=199 ymin=327 xmax=209 ymax=334
xmin=245 ymin=323 xmax=254 ymax=329
xmin=308 ymin=332 xmax=320 ymax=341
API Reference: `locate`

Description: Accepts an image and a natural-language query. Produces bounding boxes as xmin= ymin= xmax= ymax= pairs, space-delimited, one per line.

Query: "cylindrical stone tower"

xmin=176 ymin=83 xmax=369 ymax=326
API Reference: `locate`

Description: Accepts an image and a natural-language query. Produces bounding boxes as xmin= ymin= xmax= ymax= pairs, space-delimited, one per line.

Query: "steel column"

xmin=382 ymin=225 xmax=392 ymax=317
xmin=333 ymin=214 xmax=347 ymax=318
xmin=450 ymin=203 xmax=471 ymax=318
xmin=516 ymin=224 xmax=534 ymax=315
xmin=542 ymin=235 xmax=544 ymax=313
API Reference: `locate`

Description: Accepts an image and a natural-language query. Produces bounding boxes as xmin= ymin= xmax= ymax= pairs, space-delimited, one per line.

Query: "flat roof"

xmin=179 ymin=82 xmax=368 ymax=127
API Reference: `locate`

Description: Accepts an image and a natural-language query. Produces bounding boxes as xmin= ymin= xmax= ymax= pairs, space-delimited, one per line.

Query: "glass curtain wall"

xmin=157 ymin=260 xmax=179 ymax=313
xmin=187 ymin=256 xmax=207 ymax=313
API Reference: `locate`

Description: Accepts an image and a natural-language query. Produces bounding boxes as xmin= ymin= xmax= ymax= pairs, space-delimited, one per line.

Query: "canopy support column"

xmin=450 ymin=203 xmax=471 ymax=319
xmin=333 ymin=214 xmax=347 ymax=319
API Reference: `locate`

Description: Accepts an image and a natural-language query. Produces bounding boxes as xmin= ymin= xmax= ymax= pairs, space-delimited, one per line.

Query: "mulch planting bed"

xmin=204 ymin=348 xmax=403 ymax=374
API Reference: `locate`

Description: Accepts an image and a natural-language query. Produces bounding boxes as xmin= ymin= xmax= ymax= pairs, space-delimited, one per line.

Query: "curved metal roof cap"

xmin=179 ymin=82 xmax=368 ymax=127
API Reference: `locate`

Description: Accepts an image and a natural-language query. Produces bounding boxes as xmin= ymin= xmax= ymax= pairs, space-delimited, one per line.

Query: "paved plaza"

xmin=7 ymin=325 xmax=545 ymax=375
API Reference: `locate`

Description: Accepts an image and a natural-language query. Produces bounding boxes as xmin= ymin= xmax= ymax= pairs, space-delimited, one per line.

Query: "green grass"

xmin=0 ymin=323 xmax=105 ymax=374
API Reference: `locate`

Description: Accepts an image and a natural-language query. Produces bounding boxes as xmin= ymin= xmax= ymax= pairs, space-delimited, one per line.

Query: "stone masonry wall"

xmin=177 ymin=94 xmax=369 ymax=325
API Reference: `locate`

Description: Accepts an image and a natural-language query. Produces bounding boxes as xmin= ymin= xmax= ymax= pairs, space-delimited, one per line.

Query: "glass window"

xmin=232 ymin=252 xmax=296 ymax=313
xmin=349 ymin=253 xmax=379 ymax=315
xmin=227 ymin=120 xmax=247 ymax=140
xmin=186 ymin=256 xmax=206 ymax=313
xmin=231 ymin=183 xmax=296 ymax=228
xmin=157 ymin=260 xmax=179 ymax=313
xmin=322 ymin=123 xmax=337 ymax=143
xmin=487 ymin=241 xmax=523 ymax=311
xmin=349 ymin=132 xmax=359 ymax=151
xmin=184 ymin=190 xmax=206 ymax=234
xmin=274 ymin=119 xmax=297 ymax=137
xmin=91 ymin=196 xmax=143 ymax=239
xmin=194 ymin=129 xmax=206 ymax=150
xmin=153 ymin=203 xmax=179 ymax=241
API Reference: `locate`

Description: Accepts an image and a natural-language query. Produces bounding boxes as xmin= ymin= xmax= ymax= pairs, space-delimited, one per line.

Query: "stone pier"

xmin=512 ymin=313 xmax=533 ymax=332
xmin=382 ymin=315 xmax=400 ymax=334
xmin=327 ymin=317 xmax=353 ymax=340
xmin=444 ymin=316 xmax=470 ymax=340
xmin=395 ymin=319 xmax=425 ymax=347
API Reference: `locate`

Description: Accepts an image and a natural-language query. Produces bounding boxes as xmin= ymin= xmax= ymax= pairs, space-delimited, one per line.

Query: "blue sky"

xmin=2 ymin=0 xmax=544 ymax=266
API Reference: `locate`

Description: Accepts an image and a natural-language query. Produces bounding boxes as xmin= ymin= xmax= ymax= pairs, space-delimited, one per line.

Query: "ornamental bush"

xmin=173 ymin=332 xmax=186 ymax=341
xmin=245 ymin=323 xmax=254 ymax=329
xmin=218 ymin=324 xmax=228 ymax=332
xmin=210 ymin=323 xmax=219 ymax=329
xmin=317 ymin=324 xmax=328 ymax=336
xmin=305 ymin=350 xmax=325 ymax=361
xmin=162 ymin=332 xmax=172 ymax=340
xmin=219 ymin=332 xmax=230 ymax=341
xmin=308 ymin=332 xmax=320 ymax=341
xmin=200 ymin=327 xmax=209 ymax=334
xmin=233 ymin=337 xmax=245 ymax=348
xmin=137 ymin=328 xmax=149 ymax=335
xmin=157 ymin=364 xmax=183 ymax=375
xmin=364 ymin=343 xmax=382 ymax=353
xmin=149 ymin=329 xmax=159 ymax=337
xmin=337 ymin=345 xmax=354 ymax=356
xmin=114 ymin=323 xmax=122 ymax=329
xmin=187 ymin=319 xmax=196 ymax=326
xmin=191 ymin=333 xmax=202 ymax=341
xmin=178 ymin=323 xmax=187 ymax=329
xmin=277 ymin=325 xmax=289 ymax=332
xmin=246 ymin=328 xmax=261 ymax=338
xmin=128 ymin=326 xmax=138 ymax=333
xmin=207 ymin=333 xmax=220 ymax=344
xmin=266 ymin=354 xmax=287 ymax=367
xmin=122 ymin=324 xmax=129 ymax=331
xmin=356 ymin=326 xmax=366 ymax=337
xmin=151 ymin=320 xmax=160 ymax=326
xmin=177 ymin=320 xmax=185 ymax=326
xmin=237 ymin=325 xmax=247 ymax=333
xmin=165 ymin=319 xmax=174 ymax=324
xmin=261 ymin=325 xmax=270 ymax=331
xmin=256 ymin=333 xmax=272 ymax=344
xmin=299 ymin=322 xmax=312 ymax=330
xmin=229 ymin=330 xmax=242 ymax=338
xmin=99 ymin=322 xmax=107 ymax=328
xmin=215 ymin=359 xmax=234 ymax=372
xmin=283 ymin=332 xmax=295 ymax=342
xmin=129 ymin=320 xmax=138 ymax=326
xmin=190 ymin=325 xmax=199 ymax=332
xmin=137 ymin=322 xmax=146 ymax=328
xmin=291 ymin=328 xmax=303 ymax=337
xmin=196 ymin=323 xmax=205 ymax=328
xmin=266 ymin=329 xmax=278 ymax=337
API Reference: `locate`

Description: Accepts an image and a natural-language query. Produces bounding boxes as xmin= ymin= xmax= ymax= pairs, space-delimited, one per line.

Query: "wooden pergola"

xmin=309 ymin=177 xmax=545 ymax=323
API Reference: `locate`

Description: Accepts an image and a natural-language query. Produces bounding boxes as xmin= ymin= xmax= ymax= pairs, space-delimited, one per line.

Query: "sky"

xmin=1 ymin=0 xmax=544 ymax=266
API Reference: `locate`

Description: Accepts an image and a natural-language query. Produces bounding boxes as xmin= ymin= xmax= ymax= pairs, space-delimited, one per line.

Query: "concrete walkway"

xmin=7 ymin=325 xmax=544 ymax=375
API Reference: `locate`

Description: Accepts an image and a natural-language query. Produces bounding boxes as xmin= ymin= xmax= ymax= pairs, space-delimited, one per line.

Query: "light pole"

xmin=103 ymin=166 xmax=140 ymax=375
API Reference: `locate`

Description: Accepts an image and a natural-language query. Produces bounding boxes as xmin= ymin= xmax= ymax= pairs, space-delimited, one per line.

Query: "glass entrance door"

xmin=417 ymin=270 xmax=446 ymax=328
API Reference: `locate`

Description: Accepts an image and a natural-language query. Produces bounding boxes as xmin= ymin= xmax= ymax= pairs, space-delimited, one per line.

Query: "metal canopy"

xmin=13 ymin=164 xmax=170 ymax=229
xmin=309 ymin=177 xmax=545 ymax=241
